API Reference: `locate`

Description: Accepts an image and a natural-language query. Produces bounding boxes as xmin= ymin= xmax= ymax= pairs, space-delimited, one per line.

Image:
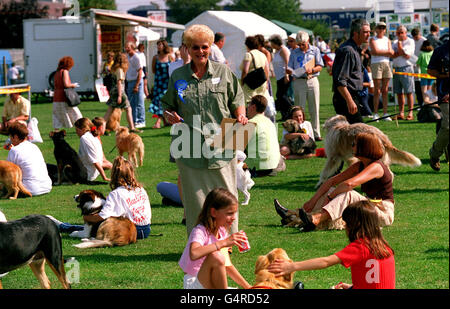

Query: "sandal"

xmin=130 ymin=128 xmax=143 ymax=133
xmin=298 ymin=208 xmax=316 ymax=232
xmin=406 ymin=114 xmax=414 ymax=120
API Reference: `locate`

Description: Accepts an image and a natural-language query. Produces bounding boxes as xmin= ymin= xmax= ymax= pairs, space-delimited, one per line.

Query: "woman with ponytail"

xmin=74 ymin=117 xmax=110 ymax=182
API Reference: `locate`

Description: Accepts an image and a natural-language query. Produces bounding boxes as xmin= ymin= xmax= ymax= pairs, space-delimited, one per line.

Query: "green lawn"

xmin=0 ymin=73 xmax=448 ymax=289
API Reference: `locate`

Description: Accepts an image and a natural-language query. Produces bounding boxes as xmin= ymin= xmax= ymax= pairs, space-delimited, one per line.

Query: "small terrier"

xmin=236 ymin=151 xmax=254 ymax=205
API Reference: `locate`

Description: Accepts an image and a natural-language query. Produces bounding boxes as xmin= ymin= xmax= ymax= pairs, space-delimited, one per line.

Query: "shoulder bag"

xmin=243 ymin=51 xmax=267 ymax=90
xmin=62 ymin=70 xmax=81 ymax=107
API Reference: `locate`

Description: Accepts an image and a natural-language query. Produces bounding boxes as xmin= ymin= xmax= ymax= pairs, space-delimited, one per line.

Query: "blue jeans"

xmin=127 ymin=79 xmax=146 ymax=124
xmin=136 ymin=224 xmax=151 ymax=239
xmin=60 ymin=222 xmax=151 ymax=240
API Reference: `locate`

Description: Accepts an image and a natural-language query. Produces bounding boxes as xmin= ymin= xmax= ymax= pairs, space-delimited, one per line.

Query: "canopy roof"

xmin=80 ymin=9 xmax=185 ymax=30
xmin=271 ymin=20 xmax=314 ymax=36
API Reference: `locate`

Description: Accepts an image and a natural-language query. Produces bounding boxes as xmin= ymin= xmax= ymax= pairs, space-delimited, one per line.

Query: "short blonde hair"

xmin=183 ymin=24 xmax=214 ymax=48
xmin=296 ymin=31 xmax=309 ymax=43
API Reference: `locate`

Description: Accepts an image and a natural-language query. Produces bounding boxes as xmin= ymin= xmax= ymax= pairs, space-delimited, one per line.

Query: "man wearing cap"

xmin=287 ymin=31 xmax=324 ymax=141
xmin=392 ymin=25 xmax=416 ymax=120
xmin=0 ymin=92 xmax=30 ymax=135
xmin=287 ymin=33 xmax=298 ymax=51
xmin=332 ymin=19 xmax=371 ymax=124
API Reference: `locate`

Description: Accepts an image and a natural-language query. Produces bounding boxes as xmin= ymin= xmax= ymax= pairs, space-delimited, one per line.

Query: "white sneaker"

xmin=382 ymin=113 xmax=392 ymax=121
xmin=135 ymin=123 xmax=146 ymax=128
xmin=373 ymin=113 xmax=380 ymax=120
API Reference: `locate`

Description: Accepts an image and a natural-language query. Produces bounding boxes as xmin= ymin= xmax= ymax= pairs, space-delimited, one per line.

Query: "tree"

xmin=230 ymin=0 xmax=302 ymax=25
xmin=230 ymin=0 xmax=331 ymax=40
xmin=0 ymin=0 xmax=48 ymax=48
xmin=76 ymin=0 xmax=116 ymax=12
xmin=166 ymin=0 xmax=222 ymax=25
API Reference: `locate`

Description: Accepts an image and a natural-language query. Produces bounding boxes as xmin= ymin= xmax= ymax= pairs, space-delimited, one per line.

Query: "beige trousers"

xmin=293 ymin=76 xmax=321 ymax=138
xmin=177 ymin=159 xmax=238 ymax=237
xmin=313 ymin=188 xmax=395 ymax=229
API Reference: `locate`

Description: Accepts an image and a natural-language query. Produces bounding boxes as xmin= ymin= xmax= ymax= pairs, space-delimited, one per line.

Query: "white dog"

xmin=236 ymin=151 xmax=255 ymax=205
xmin=317 ymin=115 xmax=422 ymax=188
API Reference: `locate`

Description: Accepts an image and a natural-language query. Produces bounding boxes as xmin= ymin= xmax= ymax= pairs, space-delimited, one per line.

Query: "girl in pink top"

xmin=179 ymin=188 xmax=251 ymax=289
xmin=268 ymin=200 xmax=395 ymax=289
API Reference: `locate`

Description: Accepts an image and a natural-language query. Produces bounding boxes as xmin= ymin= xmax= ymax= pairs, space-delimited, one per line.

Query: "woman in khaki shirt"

xmin=162 ymin=24 xmax=247 ymax=237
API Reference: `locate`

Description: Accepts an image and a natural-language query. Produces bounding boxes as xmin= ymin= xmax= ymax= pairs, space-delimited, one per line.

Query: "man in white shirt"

xmin=125 ymin=42 xmax=146 ymax=128
xmin=392 ymin=25 xmax=416 ymax=120
xmin=7 ymin=63 xmax=20 ymax=85
xmin=209 ymin=32 xmax=227 ymax=65
xmin=411 ymin=28 xmax=426 ymax=107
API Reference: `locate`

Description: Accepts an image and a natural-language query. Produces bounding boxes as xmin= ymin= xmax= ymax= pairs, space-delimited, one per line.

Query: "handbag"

xmin=65 ymin=88 xmax=81 ymax=107
xmin=243 ymin=51 xmax=267 ymax=90
xmin=61 ymin=71 xmax=81 ymax=107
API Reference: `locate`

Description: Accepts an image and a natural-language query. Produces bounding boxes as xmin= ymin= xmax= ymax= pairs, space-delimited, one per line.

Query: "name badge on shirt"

xmin=212 ymin=77 xmax=221 ymax=85
xmin=175 ymin=79 xmax=188 ymax=103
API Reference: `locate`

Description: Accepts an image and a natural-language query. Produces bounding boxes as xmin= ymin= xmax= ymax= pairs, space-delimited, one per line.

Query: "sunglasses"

xmin=191 ymin=45 xmax=210 ymax=51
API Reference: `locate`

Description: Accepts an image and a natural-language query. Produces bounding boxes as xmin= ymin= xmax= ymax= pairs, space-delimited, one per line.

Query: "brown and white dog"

xmin=115 ymin=127 xmax=145 ymax=167
xmin=316 ymin=115 xmax=422 ymax=188
xmin=0 ymin=211 xmax=70 ymax=289
xmin=253 ymin=248 xmax=294 ymax=289
xmin=0 ymin=160 xmax=32 ymax=199
xmin=71 ymin=189 xmax=137 ymax=249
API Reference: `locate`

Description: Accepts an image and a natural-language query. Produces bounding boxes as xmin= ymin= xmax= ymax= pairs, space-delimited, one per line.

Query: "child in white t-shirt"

xmin=6 ymin=122 xmax=52 ymax=196
xmin=84 ymin=156 xmax=152 ymax=239
xmin=179 ymin=188 xmax=251 ymax=289
xmin=74 ymin=117 xmax=110 ymax=182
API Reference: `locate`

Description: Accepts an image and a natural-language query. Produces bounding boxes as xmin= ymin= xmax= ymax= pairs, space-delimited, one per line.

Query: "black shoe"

xmin=298 ymin=208 xmax=316 ymax=232
xmin=293 ymin=281 xmax=305 ymax=289
xmin=274 ymin=199 xmax=290 ymax=220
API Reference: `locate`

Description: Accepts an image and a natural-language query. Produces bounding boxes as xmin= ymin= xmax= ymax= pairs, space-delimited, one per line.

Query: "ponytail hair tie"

xmin=91 ymin=126 xmax=97 ymax=132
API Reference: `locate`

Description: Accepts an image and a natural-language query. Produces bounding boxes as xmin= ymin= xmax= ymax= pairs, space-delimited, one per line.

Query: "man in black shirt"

xmin=427 ymin=41 xmax=449 ymax=171
xmin=332 ymin=19 xmax=371 ymax=124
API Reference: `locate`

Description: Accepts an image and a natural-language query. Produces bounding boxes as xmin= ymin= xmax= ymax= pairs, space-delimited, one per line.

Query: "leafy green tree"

xmin=230 ymin=0 xmax=302 ymax=25
xmin=166 ymin=0 xmax=222 ymax=25
xmin=230 ymin=0 xmax=331 ymax=40
xmin=0 ymin=0 xmax=48 ymax=48
xmin=77 ymin=0 xmax=116 ymax=11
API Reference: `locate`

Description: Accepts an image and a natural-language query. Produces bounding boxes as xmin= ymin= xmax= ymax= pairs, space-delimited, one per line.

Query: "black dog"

xmin=49 ymin=130 xmax=88 ymax=185
xmin=0 ymin=214 xmax=70 ymax=289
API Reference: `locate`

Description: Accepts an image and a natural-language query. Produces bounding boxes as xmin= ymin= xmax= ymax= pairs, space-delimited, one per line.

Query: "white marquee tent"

xmin=171 ymin=11 xmax=288 ymax=77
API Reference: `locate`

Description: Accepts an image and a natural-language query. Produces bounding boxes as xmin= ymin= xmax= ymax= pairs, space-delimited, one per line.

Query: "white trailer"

xmin=23 ymin=9 xmax=184 ymax=98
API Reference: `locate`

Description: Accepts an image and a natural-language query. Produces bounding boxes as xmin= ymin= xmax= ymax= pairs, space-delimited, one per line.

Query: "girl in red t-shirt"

xmin=268 ymin=200 xmax=395 ymax=289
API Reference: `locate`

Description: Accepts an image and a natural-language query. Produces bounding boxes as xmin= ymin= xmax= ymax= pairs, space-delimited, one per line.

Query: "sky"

xmin=115 ymin=0 xmax=233 ymax=12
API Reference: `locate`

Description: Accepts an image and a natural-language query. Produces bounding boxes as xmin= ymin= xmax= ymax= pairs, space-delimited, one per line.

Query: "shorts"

xmin=183 ymin=274 xmax=205 ymax=289
xmin=420 ymin=78 xmax=435 ymax=87
xmin=371 ymin=62 xmax=393 ymax=79
xmin=393 ymin=66 xmax=415 ymax=94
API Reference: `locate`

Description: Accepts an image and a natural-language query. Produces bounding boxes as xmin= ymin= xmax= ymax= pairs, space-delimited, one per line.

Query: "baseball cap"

xmin=376 ymin=21 xmax=387 ymax=28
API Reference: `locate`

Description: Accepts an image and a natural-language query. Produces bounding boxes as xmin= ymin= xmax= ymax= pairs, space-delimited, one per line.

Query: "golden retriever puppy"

xmin=253 ymin=248 xmax=294 ymax=289
xmin=106 ymin=108 xmax=122 ymax=134
xmin=0 ymin=160 xmax=32 ymax=199
xmin=115 ymin=127 xmax=144 ymax=167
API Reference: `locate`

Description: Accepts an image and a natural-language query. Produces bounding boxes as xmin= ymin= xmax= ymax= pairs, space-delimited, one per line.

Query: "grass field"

xmin=0 ymin=73 xmax=448 ymax=290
